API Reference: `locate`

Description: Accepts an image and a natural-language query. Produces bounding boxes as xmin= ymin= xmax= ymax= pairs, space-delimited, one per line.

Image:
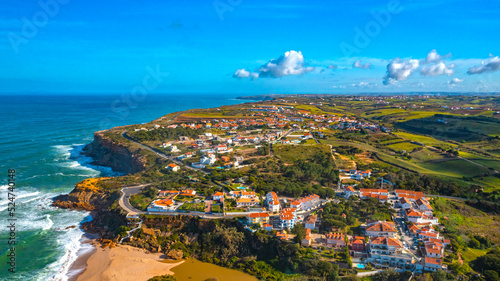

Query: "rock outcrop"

xmin=83 ymin=131 xmax=147 ymax=174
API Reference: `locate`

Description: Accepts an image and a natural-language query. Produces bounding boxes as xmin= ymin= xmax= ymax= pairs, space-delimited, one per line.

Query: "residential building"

xmin=325 ymin=232 xmax=346 ymax=247
xmin=399 ymin=197 xmax=412 ymax=209
xmin=302 ymin=228 xmax=312 ymax=246
xmin=424 ymin=257 xmax=444 ymax=271
xmin=304 ymin=215 xmax=317 ymax=230
xmin=350 ymin=236 xmax=365 ymax=252
xmin=237 ymin=197 xmax=260 ymax=207
xmin=166 ymin=163 xmax=180 ymax=172
xmin=424 ymin=242 xmax=444 ymax=258
xmin=212 ymin=192 xmax=224 ymax=202
xmin=367 ymin=236 xmax=414 ymax=268
xmin=158 ymin=190 xmax=180 ymax=197
xmin=248 ymin=212 xmax=270 ymax=226
xmin=405 ymin=209 xmax=439 ymax=225
xmin=180 ymin=189 xmax=196 ymax=196
xmin=395 ymin=189 xmax=425 ymax=201
xmin=364 ymin=221 xmax=396 ymax=237
xmin=278 ymin=208 xmax=297 ymax=229
xmin=344 ymin=185 xmax=355 ymax=199
xmin=147 ymin=199 xmax=176 ymax=212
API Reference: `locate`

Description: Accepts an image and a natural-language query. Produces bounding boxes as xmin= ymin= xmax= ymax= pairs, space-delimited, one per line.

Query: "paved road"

xmin=120 ymin=184 xmax=150 ymax=215
xmin=425 ymin=194 xmax=468 ymax=201
xmin=122 ymin=131 xmax=206 ymax=173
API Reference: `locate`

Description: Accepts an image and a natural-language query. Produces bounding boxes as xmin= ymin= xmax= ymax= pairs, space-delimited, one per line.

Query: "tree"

xmin=292 ymin=223 xmax=306 ymax=244
xmin=469 ymin=237 xmax=481 ymax=249
xmin=430 ymin=270 xmax=447 ymax=281
xmin=484 ymin=270 xmax=500 ymax=281
xmin=376 ymin=268 xmax=400 ymax=281
xmin=148 ymin=275 xmax=177 ymax=281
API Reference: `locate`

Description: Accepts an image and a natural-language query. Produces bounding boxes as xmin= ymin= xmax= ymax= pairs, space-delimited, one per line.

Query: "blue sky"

xmin=0 ymin=0 xmax=499 ymax=94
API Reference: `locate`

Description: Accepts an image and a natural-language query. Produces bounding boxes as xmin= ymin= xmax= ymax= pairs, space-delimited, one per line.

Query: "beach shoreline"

xmin=67 ymin=233 xmax=98 ymax=281
xmin=73 ymin=243 xmax=183 ymax=281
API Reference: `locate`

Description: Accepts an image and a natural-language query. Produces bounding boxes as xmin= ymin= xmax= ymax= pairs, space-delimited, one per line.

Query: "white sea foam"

xmin=43 ymin=214 xmax=54 ymax=231
xmin=45 ymin=214 xmax=92 ymax=281
xmin=0 ymin=191 xmax=40 ymax=206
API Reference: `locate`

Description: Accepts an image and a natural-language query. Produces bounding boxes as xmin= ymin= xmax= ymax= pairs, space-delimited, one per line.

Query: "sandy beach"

xmin=75 ymin=244 xmax=184 ymax=281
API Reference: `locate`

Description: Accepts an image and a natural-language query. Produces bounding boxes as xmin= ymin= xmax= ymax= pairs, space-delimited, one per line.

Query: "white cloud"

xmin=420 ymin=62 xmax=454 ymax=76
xmin=234 ymin=50 xmax=313 ymax=79
xmin=425 ymin=49 xmax=444 ymax=63
xmin=383 ymin=58 xmax=420 ymax=85
xmin=353 ymin=60 xmax=372 ymax=69
xmin=467 ymin=56 xmax=500 ymax=74
xmin=328 ymin=64 xmax=337 ymax=69
xmin=448 ymin=78 xmax=464 ymax=84
xmin=233 ymin=69 xmax=258 ymax=79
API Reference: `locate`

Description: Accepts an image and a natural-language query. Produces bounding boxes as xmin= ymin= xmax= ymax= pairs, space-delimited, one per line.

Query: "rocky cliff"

xmin=83 ymin=131 xmax=147 ymax=174
xmin=52 ymin=177 xmax=128 ymax=238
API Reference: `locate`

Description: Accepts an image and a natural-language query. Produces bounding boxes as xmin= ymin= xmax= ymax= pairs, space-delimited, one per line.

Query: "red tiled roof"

xmin=249 ymin=213 xmax=270 ymax=218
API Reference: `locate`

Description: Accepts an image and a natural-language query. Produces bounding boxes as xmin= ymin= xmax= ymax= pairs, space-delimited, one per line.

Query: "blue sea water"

xmin=0 ymin=93 xmax=247 ymax=280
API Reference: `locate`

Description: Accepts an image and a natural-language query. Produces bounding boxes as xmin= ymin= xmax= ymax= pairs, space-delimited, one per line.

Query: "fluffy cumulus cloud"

xmin=420 ymin=50 xmax=454 ymax=76
xmin=383 ymin=58 xmax=420 ymax=85
xmin=234 ymin=50 xmax=314 ymax=79
xmin=425 ymin=49 xmax=448 ymax=63
xmin=420 ymin=62 xmax=455 ymax=76
xmin=328 ymin=64 xmax=337 ymax=69
xmin=384 ymin=50 xmax=457 ymax=85
xmin=353 ymin=60 xmax=372 ymax=69
xmin=467 ymin=56 xmax=500 ymax=74
xmin=233 ymin=69 xmax=258 ymax=79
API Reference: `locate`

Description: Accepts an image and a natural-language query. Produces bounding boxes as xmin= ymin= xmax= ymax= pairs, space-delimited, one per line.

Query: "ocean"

xmin=0 ymin=93 xmax=247 ymax=280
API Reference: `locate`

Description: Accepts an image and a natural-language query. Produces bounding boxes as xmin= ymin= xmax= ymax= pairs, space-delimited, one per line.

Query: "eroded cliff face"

xmin=52 ymin=177 xmax=128 ymax=238
xmin=83 ymin=131 xmax=147 ymax=174
xmin=52 ymin=178 xmax=107 ymax=211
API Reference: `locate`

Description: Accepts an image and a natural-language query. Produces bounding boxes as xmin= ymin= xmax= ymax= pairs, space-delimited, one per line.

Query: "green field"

xmin=385 ymin=142 xmax=421 ymax=152
xmin=420 ymin=159 xmax=490 ymax=178
xmin=274 ymin=144 xmax=331 ymax=164
xmin=475 ymin=176 xmax=500 ymax=193
xmin=410 ymin=148 xmax=446 ymax=162
xmin=472 ymin=159 xmax=500 ymax=171
xmin=393 ymin=131 xmax=451 ymax=146
xmin=432 ymin=197 xmax=500 ymax=245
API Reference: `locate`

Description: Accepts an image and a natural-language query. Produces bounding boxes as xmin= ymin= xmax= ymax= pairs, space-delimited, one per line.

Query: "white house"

xmin=166 ymin=163 xmax=180 ymax=172
xmin=424 ymin=257 xmax=444 ymax=272
xmin=169 ymin=145 xmax=180 ymax=153
xmin=399 ymin=197 xmax=412 ymax=209
xmin=304 ymin=215 xmax=317 ymax=230
xmin=212 ymin=192 xmax=225 ymax=202
xmin=344 ymin=186 xmax=355 ymax=199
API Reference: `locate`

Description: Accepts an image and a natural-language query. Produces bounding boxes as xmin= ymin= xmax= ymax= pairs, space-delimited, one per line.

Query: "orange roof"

xmin=366 ymin=221 xmax=396 ymax=232
xmin=180 ymin=190 xmax=196 ymax=196
xmin=345 ymin=186 xmax=355 ymax=192
xmin=420 ymin=231 xmax=439 ymax=238
xmin=167 ymin=163 xmax=179 ymax=168
xmin=406 ymin=209 xmax=423 ymax=217
xmin=396 ymin=189 xmax=425 ymax=199
xmin=213 ymin=192 xmax=224 ymax=197
xmin=325 ymin=232 xmax=345 ymax=240
xmin=155 ymin=199 xmax=173 ymax=206
xmin=425 ymin=257 xmax=442 ymax=265
xmin=249 ymin=212 xmax=270 ymax=218
xmin=352 ymin=239 xmax=364 ymax=245
xmin=237 ymin=198 xmax=259 ymax=203
xmin=370 ymin=237 xmax=403 ymax=247
xmin=304 ymin=215 xmax=317 ymax=224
